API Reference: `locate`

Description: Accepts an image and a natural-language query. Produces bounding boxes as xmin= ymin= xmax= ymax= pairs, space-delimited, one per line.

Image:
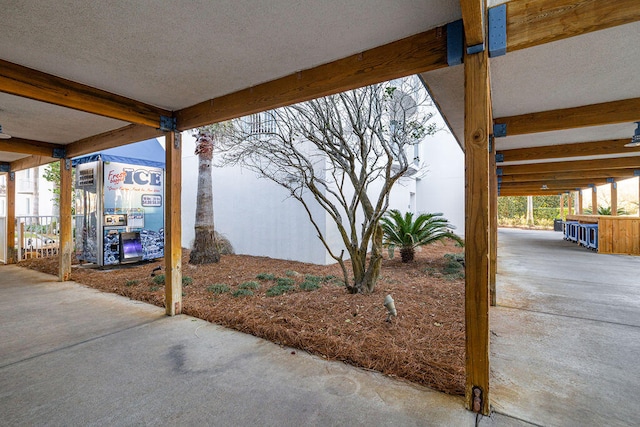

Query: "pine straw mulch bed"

xmin=19 ymin=241 xmax=465 ymax=395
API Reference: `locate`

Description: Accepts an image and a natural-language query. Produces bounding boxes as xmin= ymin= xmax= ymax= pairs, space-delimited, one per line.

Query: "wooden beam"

xmin=66 ymin=124 xmax=164 ymax=159
xmin=464 ymin=47 xmax=491 ymax=415
xmin=497 ymin=139 xmax=640 ymax=162
xmin=10 ymin=155 xmax=56 ymax=172
xmin=6 ymin=172 xmax=16 ymax=263
xmin=164 ymin=131 xmax=182 ymax=316
xmin=506 ymin=0 xmax=640 ymax=52
xmin=460 ymin=0 xmax=486 ymax=50
xmin=58 ymin=159 xmax=72 ymax=281
xmin=500 ymin=178 xmax=610 ymax=189
xmin=490 ymin=138 xmax=498 ymax=308
xmin=500 ymin=189 xmax=564 ymax=197
xmin=0 ymin=137 xmax=65 ymax=157
xmin=176 ymin=27 xmax=448 ymax=130
xmin=494 ymin=97 xmax=640 ymax=136
xmin=0 ymin=59 xmax=171 ymax=128
xmin=499 ymin=168 xmax=640 ymax=183
xmin=500 ymin=156 xmax=640 ymax=175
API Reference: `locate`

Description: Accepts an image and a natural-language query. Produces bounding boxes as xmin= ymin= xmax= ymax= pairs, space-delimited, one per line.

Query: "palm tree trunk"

xmin=400 ymin=246 xmax=415 ymax=263
xmin=189 ymin=133 xmax=220 ymax=264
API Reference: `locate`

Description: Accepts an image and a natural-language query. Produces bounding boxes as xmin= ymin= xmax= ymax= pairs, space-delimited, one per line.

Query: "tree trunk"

xmin=189 ymin=134 xmax=220 ymax=265
xmin=400 ymin=246 xmax=415 ymax=263
xmin=348 ymin=225 xmax=383 ymax=293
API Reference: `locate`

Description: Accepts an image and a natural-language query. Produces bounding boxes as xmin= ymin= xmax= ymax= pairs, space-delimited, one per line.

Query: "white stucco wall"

xmin=415 ymin=127 xmax=465 ymax=236
xmin=181 ymin=131 xmax=420 ymax=265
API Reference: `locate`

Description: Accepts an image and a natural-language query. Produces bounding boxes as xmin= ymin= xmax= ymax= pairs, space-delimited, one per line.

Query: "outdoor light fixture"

xmin=541 ymin=184 xmax=548 ymax=190
xmin=384 ymin=294 xmax=397 ymax=322
xmin=624 ymin=122 xmax=640 ymax=148
xmin=0 ymin=124 xmax=11 ymax=139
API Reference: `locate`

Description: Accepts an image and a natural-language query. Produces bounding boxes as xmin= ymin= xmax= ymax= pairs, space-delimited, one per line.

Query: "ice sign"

xmin=141 ymin=194 xmax=162 ymax=207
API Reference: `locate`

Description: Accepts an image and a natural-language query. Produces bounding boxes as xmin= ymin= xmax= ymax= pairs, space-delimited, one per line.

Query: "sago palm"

xmin=380 ymin=209 xmax=464 ymax=263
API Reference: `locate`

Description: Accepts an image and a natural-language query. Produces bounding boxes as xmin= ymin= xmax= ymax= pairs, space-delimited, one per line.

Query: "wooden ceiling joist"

xmin=506 ymin=0 xmax=640 ymax=52
xmin=0 ymin=59 xmax=172 ymax=129
xmin=10 ymin=155 xmax=56 ymax=172
xmin=176 ymin=27 xmax=448 ymax=130
xmin=499 ymin=190 xmax=566 ymax=197
xmin=499 ymin=168 xmax=640 ymax=183
xmin=460 ymin=0 xmax=485 ymax=51
xmin=494 ymin=97 xmax=640 ymax=136
xmin=0 ymin=137 xmax=64 ymax=157
xmin=66 ymin=124 xmax=164 ymax=159
xmin=497 ymin=139 xmax=640 ymax=163
xmin=499 ymin=155 xmax=640 ymax=175
xmin=500 ymin=178 xmax=609 ymax=190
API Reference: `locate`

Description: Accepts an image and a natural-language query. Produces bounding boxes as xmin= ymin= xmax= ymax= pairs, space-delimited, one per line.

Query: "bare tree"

xmin=189 ymin=130 xmax=221 ymax=264
xmin=219 ymin=77 xmax=436 ymax=293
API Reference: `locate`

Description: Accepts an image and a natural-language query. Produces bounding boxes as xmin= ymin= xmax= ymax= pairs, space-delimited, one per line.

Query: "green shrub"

xmin=149 ymin=285 xmax=160 ymax=292
xmin=232 ymin=289 xmax=254 ymax=297
xmin=266 ymin=283 xmax=294 ymax=297
xmin=299 ymin=280 xmax=320 ymax=291
xmin=125 ymin=279 xmax=139 ymax=287
xmin=207 ymin=284 xmax=230 ymax=294
xmin=239 ymin=281 xmax=260 ymax=290
xmin=276 ymin=277 xmax=295 ymax=287
xmin=304 ymin=274 xmax=323 ymax=283
xmin=285 ymin=270 xmax=299 ymax=277
xmin=152 ymin=274 xmax=165 ymax=285
xmin=256 ymin=273 xmax=277 ymax=281
xmin=182 ymin=276 xmax=193 ymax=286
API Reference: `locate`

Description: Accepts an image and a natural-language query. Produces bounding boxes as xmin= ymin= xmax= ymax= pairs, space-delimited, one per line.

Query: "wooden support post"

xmin=165 ymin=131 xmax=182 ymax=316
xmin=592 ymin=186 xmax=598 ymax=215
xmin=568 ymin=193 xmax=573 ymax=216
xmin=6 ymin=172 xmax=16 ymax=263
xmin=58 ymin=159 xmax=72 ymax=281
xmin=560 ymin=194 xmax=565 ymax=220
xmin=490 ymin=137 xmax=497 ymax=307
xmin=578 ymin=190 xmax=583 ymax=215
xmin=464 ymin=46 xmax=491 ymax=415
xmin=611 ymin=181 xmax=618 ymax=216
xmin=638 ymin=177 xmax=640 ymax=217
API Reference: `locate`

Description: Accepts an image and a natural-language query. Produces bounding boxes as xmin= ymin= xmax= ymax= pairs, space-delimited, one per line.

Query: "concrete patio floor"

xmin=0 ymin=265 xmax=526 ymax=427
xmin=2 ymin=228 xmax=638 ymax=426
xmin=492 ymin=228 xmax=640 ymax=427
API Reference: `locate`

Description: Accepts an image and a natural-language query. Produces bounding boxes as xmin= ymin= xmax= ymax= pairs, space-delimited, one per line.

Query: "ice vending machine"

xmin=73 ymin=138 xmax=165 ymax=266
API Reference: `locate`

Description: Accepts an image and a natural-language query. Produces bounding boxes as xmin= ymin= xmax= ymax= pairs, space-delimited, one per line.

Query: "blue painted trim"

xmin=496 ymin=167 xmax=503 ymax=176
xmin=0 ymin=163 xmax=10 ymax=172
xmin=497 ymin=176 xmax=503 ymax=184
xmin=634 ymin=170 xmax=640 ymax=177
xmin=488 ymin=4 xmax=507 ymax=58
xmin=495 ymin=153 xmax=504 ymax=163
xmin=606 ymin=177 xmax=615 ymax=183
xmin=446 ymin=20 xmax=464 ymax=66
xmin=52 ymin=147 xmax=66 ymax=159
xmin=493 ymin=123 xmax=507 ymax=137
xmin=159 ymin=115 xmax=176 ymax=131
xmin=466 ymin=43 xmax=485 ymax=55
xmin=587 ymin=183 xmax=596 ymax=188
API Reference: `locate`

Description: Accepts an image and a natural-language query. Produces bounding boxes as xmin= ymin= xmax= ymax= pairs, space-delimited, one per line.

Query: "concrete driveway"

xmin=491 ymin=228 xmax=640 ymax=427
xmin=0 ymin=265 xmax=527 ymax=427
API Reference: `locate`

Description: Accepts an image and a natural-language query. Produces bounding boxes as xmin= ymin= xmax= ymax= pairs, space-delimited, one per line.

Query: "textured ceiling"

xmin=0 ymin=0 xmax=461 ymax=162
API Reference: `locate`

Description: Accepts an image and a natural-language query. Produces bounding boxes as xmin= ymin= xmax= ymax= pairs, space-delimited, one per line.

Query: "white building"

xmin=180 ymin=111 xmax=465 ymax=265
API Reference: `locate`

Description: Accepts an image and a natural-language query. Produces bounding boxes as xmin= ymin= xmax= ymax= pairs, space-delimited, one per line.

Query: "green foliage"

xmin=239 ymin=281 xmax=260 ymax=290
xmin=125 ymin=279 xmax=139 ymax=287
xmin=207 ymin=284 xmax=230 ymax=294
xmin=443 ymin=253 xmax=465 ymax=276
xmin=592 ymin=205 xmax=627 ymax=215
xmin=149 ymin=285 xmax=160 ymax=292
xmin=256 ymin=273 xmax=277 ymax=281
xmin=380 ymin=210 xmax=464 ymax=262
xmin=299 ymin=280 xmax=321 ymax=291
xmin=152 ymin=274 xmax=165 ymax=285
xmin=304 ymin=274 xmax=323 ymax=283
xmin=232 ymin=289 xmax=254 ymax=297
xmin=276 ymin=277 xmax=295 ymax=287
xmin=498 ymin=195 xmax=561 ymax=227
xmin=285 ymin=270 xmax=299 ymax=277
xmin=182 ymin=276 xmax=193 ymax=286
xmin=266 ymin=283 xmax=294 ymax=297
